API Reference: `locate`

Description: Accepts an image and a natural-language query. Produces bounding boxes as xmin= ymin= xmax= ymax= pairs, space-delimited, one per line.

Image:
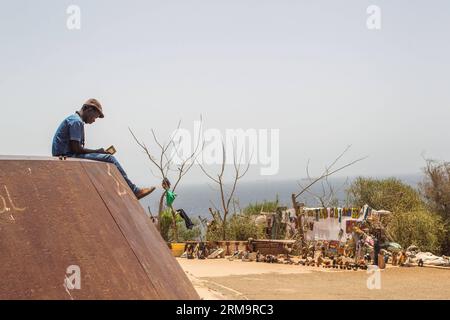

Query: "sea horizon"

xmin=140 ymin=173 xmax=423 ymax=218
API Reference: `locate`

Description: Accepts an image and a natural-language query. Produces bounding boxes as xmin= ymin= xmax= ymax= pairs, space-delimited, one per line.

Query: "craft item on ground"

xmin=207 ymin=248 xmax=224 ymax=259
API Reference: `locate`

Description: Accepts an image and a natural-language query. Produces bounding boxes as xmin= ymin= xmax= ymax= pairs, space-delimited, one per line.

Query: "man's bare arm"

xmin=70 ymin=140 xmax=106 ymax=155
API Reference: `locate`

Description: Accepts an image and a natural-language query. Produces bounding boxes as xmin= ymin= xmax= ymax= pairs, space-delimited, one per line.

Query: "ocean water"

xmin=139 ymin=174 xmax=422 ymax=218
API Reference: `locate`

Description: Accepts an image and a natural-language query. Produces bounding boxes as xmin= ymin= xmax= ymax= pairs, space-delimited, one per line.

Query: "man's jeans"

xmin=71 ymin=153 xmax=139 ymax=194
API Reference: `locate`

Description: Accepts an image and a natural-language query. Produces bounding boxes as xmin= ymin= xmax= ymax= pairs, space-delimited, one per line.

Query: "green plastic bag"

xmin=165 ymin=190 xmax=177 ymax=206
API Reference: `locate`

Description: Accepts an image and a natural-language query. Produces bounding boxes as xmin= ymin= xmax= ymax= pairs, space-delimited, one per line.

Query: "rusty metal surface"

xmin=0 ymin=158 xmax=199 ymax=300
xmin=0 ymin=155 xmax=88 ymax=161
xmin=81 ymin=161 xmax=199 ymax=299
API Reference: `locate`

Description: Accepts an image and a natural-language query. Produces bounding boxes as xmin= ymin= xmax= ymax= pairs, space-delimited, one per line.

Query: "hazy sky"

xmin=1 ymin=0 xmax=449 ymax=186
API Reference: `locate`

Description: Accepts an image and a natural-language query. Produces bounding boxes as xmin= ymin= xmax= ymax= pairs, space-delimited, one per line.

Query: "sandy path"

xmin=177 ymin=258 xmax=450 ymax=300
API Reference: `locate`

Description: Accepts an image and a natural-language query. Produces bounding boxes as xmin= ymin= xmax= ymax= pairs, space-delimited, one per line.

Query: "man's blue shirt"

xmin=52 ymin=113 xmax=85 ymax=156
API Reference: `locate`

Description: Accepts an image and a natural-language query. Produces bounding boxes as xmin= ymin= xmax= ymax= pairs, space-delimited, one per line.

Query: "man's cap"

xmin=83 ymin=98 xmax=104 ymax=118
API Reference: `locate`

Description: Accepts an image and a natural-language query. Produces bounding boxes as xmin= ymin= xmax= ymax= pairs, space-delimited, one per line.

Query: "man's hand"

xmin=96 ymin=148 xmax=109 ymax=154
xmin=69 ymin=141 xmax=110 ymax=155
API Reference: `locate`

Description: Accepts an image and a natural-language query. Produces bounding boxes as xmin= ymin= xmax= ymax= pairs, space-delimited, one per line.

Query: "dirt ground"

xmin=177 ymin=258 xmax=450 ymax=300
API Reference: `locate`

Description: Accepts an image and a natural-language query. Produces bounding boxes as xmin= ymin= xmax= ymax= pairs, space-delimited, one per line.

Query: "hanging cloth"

xmin=176 ymin=208 xmax=194 ymax=229
xmin=363 ymin=205 xmax=371 ymax=221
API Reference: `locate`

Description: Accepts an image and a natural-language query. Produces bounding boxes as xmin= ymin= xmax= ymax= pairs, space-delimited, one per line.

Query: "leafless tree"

xmin=291 ymin=145 xmax=367 ymax=245
xmin=129 ymin=119 xmax=203 ymax=240
xmin=199 ymin=142 xmax=251 ymax=240
xmin=298 ymin=161 xmax=350 ymax=207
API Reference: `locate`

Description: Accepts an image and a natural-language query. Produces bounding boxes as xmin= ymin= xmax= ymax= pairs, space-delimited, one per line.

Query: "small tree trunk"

xmin=222 ymin=211 xmax=228 ymax=240
xmin=292 ymin=193 xmax=304 ymax=248
xmin=171 ymin=206 xmax=179 ymax=242
xmin=157 ymin=191 xmax=167 ymax=232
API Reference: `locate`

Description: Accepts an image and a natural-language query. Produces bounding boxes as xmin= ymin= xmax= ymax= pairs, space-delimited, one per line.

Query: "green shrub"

xmin=227 ymin=213 xmax=266 ymax=241
xmin=347 ymin=177 xmax=447 ymax=254
xmin=420 ymin=160 xmax=450 ymax=254
xmin=347 ymin=177 xmax=423 ymax=213
xmin=159 ymin=209 xmax=173 ymax=242
xmin=205 ymin=224 xmax=223 ymax=242
xmin=160 ymin=209 xmax=201 ymax=242
xmin=386 ymin=209 xmax=446 ymax=254
xmin=169 ymin=218 xmax=202 ymax=242
xmin=243 ymin=196 xmax=280 ymax=215
xmin=206 ymin=213 xmax=266 ymax=241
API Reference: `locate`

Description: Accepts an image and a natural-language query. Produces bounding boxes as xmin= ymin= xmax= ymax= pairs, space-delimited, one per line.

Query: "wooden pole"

xmin=291 ymin=193 xmax=305 ymax=249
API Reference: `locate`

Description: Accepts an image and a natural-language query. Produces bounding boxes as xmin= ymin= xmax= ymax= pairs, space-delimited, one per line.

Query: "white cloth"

xmin=305 ymin=216 xmax=358 ymax=241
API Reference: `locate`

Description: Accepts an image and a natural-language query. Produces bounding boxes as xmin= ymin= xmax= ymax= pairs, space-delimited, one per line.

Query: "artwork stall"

xmin=300 ymin=205 xmax=392 ymax=266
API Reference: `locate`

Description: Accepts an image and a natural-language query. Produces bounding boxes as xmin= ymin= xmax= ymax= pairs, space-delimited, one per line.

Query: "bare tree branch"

xmin=199 ymin=140 xmax=251 ymax=240
xmin=129 ymin=117 xmax=204 ymax=238
xmin=295 ymin=150 xmax=367 ymax=200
